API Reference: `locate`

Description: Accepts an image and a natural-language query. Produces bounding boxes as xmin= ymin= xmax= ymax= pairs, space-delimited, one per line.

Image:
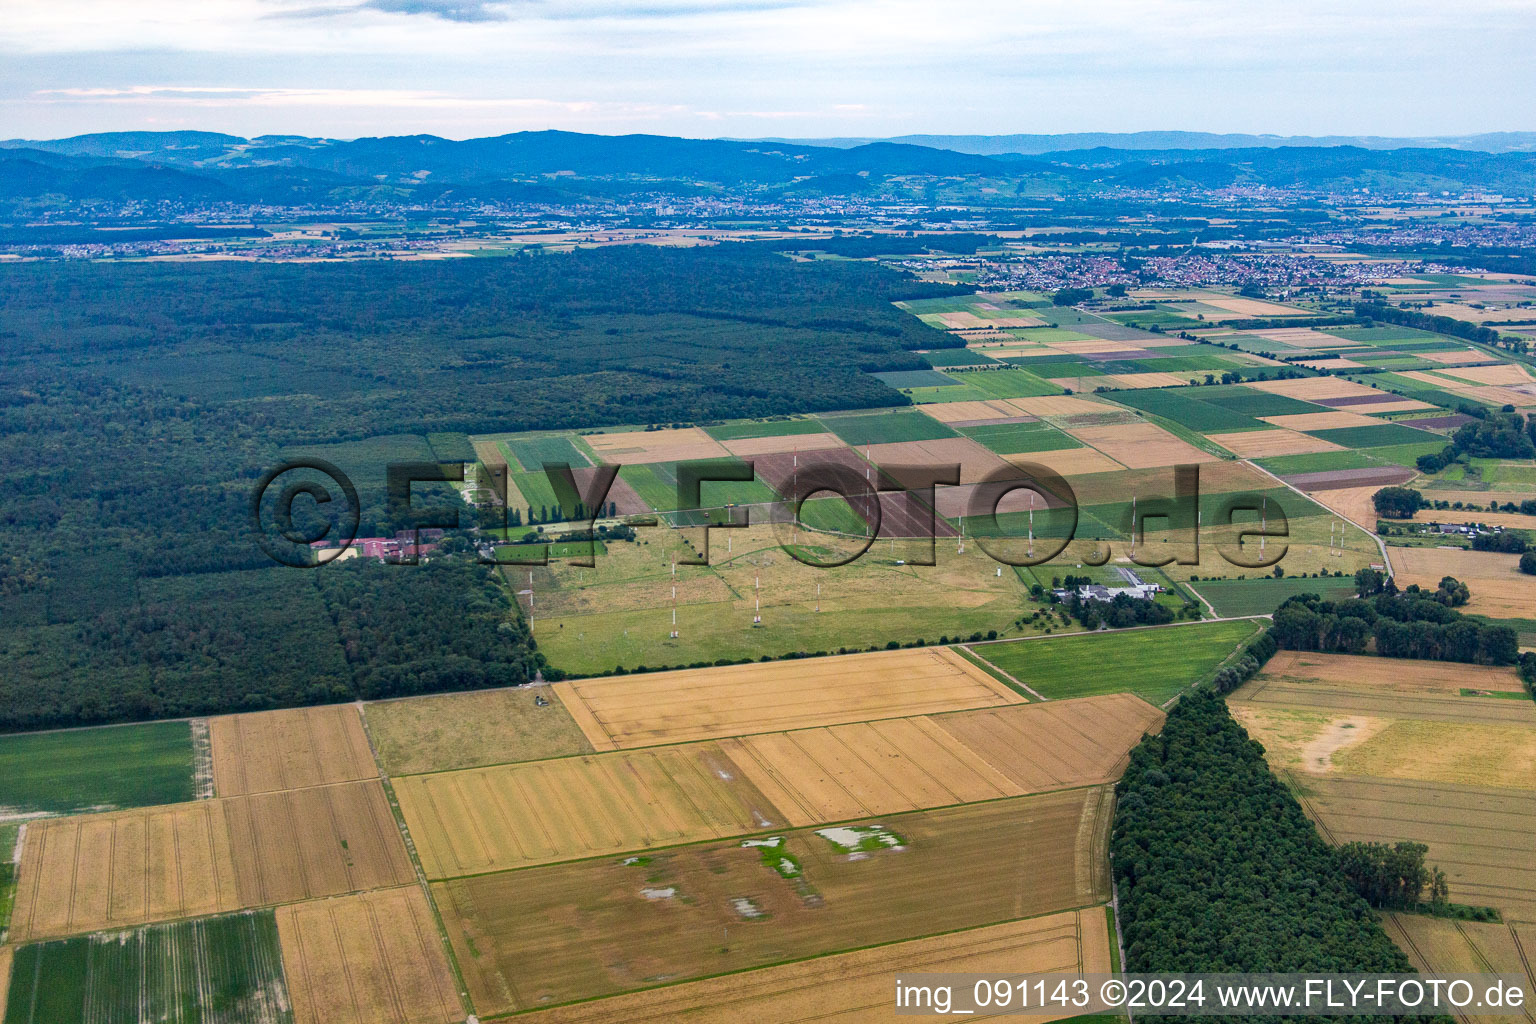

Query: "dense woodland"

xmin=1114 ymin=690 xmax=1420 ymax=1004
xmin=0 ymin=247 xmax=951 ymax=730
xmin=1272 ymin=588 xmax=1518 ymax=665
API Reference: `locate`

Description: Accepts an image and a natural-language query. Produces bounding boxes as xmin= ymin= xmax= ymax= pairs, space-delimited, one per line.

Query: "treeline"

xmin=0 ymin=553 xmax=546 ymax=732
xmin=1356 ymin=300 xmax=1531 ymax=355
xmin=1272 ymin=589 xmax=1518 ymax=665
xmin=1113 ymin=690 xmax=1418 ymax=991
xmin=316 ymin=555 xmax=552 ymax=699
xmin=1416 ymin=408 xmax=1536 ymax=472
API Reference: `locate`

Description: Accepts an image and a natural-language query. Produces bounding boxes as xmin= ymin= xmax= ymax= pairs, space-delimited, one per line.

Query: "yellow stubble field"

xmin=396 ymin=694 xmax=1160 ymax=877
xmin=8 ymin=800 xmax=241 ymax=942
xmin=511 ymin=909 xmax=1113 ymax=1024
xmin=435 ymin=789 xmax=1114 ymax=1017
xmin=210 ymin=704 xmax=379 ymax=796
xmin=552 ymin=646 xmax=1022 ymax=751
xmin=276 ymin=886 xmax=464 ymax=1024
xmin=10 ymin=779 xmax=416 ymax=941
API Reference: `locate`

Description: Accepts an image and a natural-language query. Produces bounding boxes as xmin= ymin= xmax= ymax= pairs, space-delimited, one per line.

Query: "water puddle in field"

xmin=731 ymin=897 xmax=765 ymax=919
xmin=815 ymin=824 xmax=906 ymax=855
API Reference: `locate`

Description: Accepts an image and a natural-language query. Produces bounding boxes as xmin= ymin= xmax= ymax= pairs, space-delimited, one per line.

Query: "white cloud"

xmin=2 ymin=0 xmax=1534 ymax=138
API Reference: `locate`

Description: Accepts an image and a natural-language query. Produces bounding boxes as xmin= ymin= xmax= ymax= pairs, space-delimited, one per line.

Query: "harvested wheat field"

xmin=1234 ymin=677 xmax=1536 ymax=728
xmin=1261 ymin=410 xmax=1386 ymax=432
xmin=1437 ymin=364 xmax=1536 ymax=386
xmin=1007 ymin=446 xmax=1125 ymax=476
xmin=552 ymin=647 xmax=1022 ymax=751
xmin=436 ymin=788 xmax=1113 ymax=1016
xmin=1062 ymin=421 xmax=1219 ymax=469
xmin=1393 ymin=546 xmax=1536 ymax=618
xmin=210 ymin=704 xmax=378 ymax=797
xmin=718 ymin=693 xmax=1163 ymax=827
xmin=395 ymin=742 xmax=784 ymax=877
xmin=1002 ymin=395 xmax=1116 ymax=418
xmin=364 ymin=687 xmax=594 ymax=775
xmin=585 ymin=427 xmax=728 ymax=464
xmin=719 ymin=432 xmax=842 ymax=458
xmin=512 ymin=909 xmax=1112 ymax=1024
xmin=222 ymin=780 xmax=415 ymax=907
xmin=0 ymin=945 xmax=9 ymax=1022
xmin=1252 ymin=651 xmax=1527 ymax=696
xmin=1248 ymin=376 xmax=1393 ymax=402
xmin=1290 ymin=774 xmax=1536 ymax=922
xmin=1305 ymin=484 xmax=1404 ymax=531
xmin=1204 ymin=296 xmax=1312 ymax=317
xmin=865 ymin=436 xmax=1012 ymax=483
xmin=1207 ymin=428 xmax=1344 ymax=458
xmin=1384 ymin=914 xmax=1536 ymax=1024
xmin=9 ymin=800 xmax=240 ymax=942
xmin=1233 ymin=706 xmax=1536 ymax=788
xmin=277 ymin=887 xmax=463 ymax=1024
xmin=1422 ymin=348 xmax=1502 ymax=365
xmin=919 ymin=399 xmax=1025 ymax=424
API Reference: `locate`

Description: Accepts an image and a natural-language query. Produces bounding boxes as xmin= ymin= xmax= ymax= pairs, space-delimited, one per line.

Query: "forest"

xmin=1271 ymin=590 xmax=1519 ymax=664
xmin=0 ymin=245 xmax=953 ymax=731
xmin=1113 ymin=690 xmax=1420 ymax=1005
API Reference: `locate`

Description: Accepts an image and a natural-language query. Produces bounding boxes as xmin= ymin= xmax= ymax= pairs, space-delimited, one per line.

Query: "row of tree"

xmin=1273 ymin=589 xmax=1518 ymax=665
xmin=1113 ymin=690 xmax=1420 ymax=986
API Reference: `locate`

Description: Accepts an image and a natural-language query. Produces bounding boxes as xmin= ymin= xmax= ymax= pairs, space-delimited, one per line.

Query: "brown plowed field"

xmin=9 ymin=800 xmax=240 ymax=942
xmin=436 ymin=790 xmax=1112 ymax=1017
xmin=210 ymin=704 xmax=378 ymax=797
xmin=277 ymin=887 xmax=464 ymax=1024
xmin=511 ymin=909 xmax=1113 ymax=1023
xmin=1289 ymin=773 xmax=1536 ymax=922
xmin=552 ymin=647 xmax=1021 ymax=750
xmin=223 ymin=780 xmax=415 ymax=907
xmin=395 ymin=742 xmax=786 ymax=877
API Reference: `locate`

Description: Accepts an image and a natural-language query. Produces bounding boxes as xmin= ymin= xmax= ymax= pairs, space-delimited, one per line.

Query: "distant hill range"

xmin=750 ymin=131 xmax=1536 ymax=155
xmin=1 ymin=129 xmax=1533 ymax=206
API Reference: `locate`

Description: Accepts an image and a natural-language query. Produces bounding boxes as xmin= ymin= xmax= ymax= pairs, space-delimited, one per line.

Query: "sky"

xmin=2 ymin=0 xmax=1534 ymax=141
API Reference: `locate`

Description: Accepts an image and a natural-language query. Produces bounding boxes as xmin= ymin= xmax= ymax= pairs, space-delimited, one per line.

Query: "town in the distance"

xmin=0 ymin=122 xmax=1534 ymax=1024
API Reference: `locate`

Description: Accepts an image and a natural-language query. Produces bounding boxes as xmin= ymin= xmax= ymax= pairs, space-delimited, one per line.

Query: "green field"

xmin=0 ymin=720 xmax=194 ymax=817
xmin=703 ymin=418 xmax=829 ymax=441
xmin=971 ymin=619 xmax=1263 ymax=705
xmin=3 ymin=911 xmax=292 ymax=1024
xmin=821 ymin=409 xmax=958 ymax=445
xmin=1196 ymin=385 xmax=1324 ymax=417
xmin=872 ymin=369 xmax=960 ymax=389
xmin=948 ymin=368 xmax=1063 ymax=399
xmin=501 ymin=434 xmax=591 ymax=473
xmin=1253 ymin=450 xmax=1388 ymax=475
xmin=1190 ymin=575 xmax=1357 ymax=616
xmin=1108 ymin=389 xmax=1264 ymax=432
xmin=1304 ymin=423 xmax=1445 ymax=449
xmin=921 ymin=348 xmax=1001 ymax=367
xmin=619 ymin=460 xmax=779 ymax=517
xmin=961 ymin=420 xmax=1083 ymax=455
